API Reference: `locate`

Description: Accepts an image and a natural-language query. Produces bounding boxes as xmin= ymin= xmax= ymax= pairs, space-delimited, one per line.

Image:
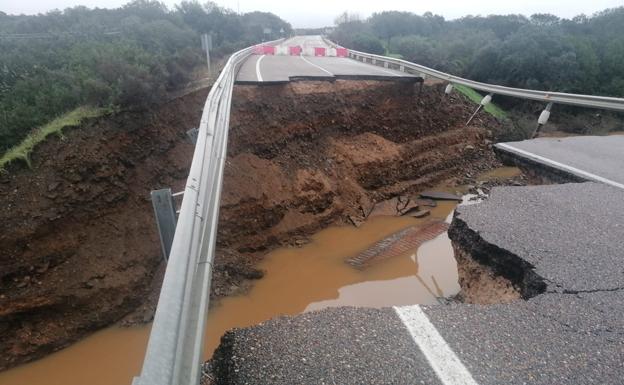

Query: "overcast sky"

xmin=1 ymin=0 xmax=622 ymax=28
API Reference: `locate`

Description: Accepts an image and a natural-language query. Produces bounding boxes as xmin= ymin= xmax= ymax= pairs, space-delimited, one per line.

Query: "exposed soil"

xmin=448 ymin=213 xmax=547 ymax=303
xmin=0 ymin=88 xmax=208 ymax=370
xmin=1 ymin=79 xmax=504 ymax=371
xmin=452 ymin=245 xmax=521 ymax=304
xmin=217 ymin=80 xmax=501 ymax=256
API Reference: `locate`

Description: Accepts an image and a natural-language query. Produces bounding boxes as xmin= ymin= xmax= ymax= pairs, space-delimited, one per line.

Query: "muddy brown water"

xmin=0 ymin=200 xmax=461 ymax=385
xmin=478 ymin=166 xmax=522 ymax=180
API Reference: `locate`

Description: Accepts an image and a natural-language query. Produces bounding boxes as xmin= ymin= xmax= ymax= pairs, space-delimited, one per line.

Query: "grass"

xmin=454 ymin=84 xmax=507 ymax=120
xmin=0 ymin=106 xmax=106 ymax=171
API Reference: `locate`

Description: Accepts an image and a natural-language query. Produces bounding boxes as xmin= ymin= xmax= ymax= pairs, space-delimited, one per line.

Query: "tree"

xmin=351 ymin=34 xmax=384 ymax=55
xmin=0 ymin=0 xmax=292 ymax=151
xmin=334 ymin=11 xmax=361 ymax=26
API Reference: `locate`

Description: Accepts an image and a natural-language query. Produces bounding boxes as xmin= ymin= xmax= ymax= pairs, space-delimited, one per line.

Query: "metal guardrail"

xmin=132 ymin=40 xmax=280 ymax=385
xmin=322 ymin=38 xmax=624 ymax=112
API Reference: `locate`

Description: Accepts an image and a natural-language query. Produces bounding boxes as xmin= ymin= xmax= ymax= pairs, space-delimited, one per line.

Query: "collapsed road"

xmin=204 ymin=38 xmax=624 ymax=382
xmin=205 ymin=39 xmax=624 ymax=384
xmin=0 ymin=70 xmax=502 ymax=384
xmin=208 ymin=182 xmax=624 ymax=385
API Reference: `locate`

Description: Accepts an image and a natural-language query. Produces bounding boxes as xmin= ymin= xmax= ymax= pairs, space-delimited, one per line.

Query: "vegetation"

xmin=0 ymin=0 xmax=292 ymax=153
xmin=0 ymin=106 xmax=105 ymax=170
xmin=330 ymin=8 xmax=624 ymax=102
xmin=454 ymin=84 xmax=507 ymax=120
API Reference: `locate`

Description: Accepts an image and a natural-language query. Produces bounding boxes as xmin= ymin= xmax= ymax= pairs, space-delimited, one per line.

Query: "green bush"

xmin=351 ymin=34 xmax=385 ymax=55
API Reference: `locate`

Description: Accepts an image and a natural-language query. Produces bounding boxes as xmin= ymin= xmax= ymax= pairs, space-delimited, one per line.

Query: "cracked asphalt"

xmin=209 ymin=182 xmax=624 ymax=384
xmin=454 ymin=182 xmax=624 ymax=292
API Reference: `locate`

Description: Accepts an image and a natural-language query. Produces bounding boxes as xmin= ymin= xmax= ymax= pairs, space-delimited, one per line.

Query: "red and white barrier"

xmin=257 ymin=44 xmax=348 ymax=58
xmin=253 ymin=44 xmax=276 ymax=55
xmin=289 ymin=46 xmax=302 ymax=56
xmin=314 ymin=47 xmax=326 ymax=57
xmin=336 ymin=48 xmax=348 ymax=57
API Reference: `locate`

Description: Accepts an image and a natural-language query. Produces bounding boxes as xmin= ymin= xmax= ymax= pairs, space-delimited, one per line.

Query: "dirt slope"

xmin=216 ymin=80 xmax=500 ymax=254
xmin=0 ymin=88 xmax=207 ymax=370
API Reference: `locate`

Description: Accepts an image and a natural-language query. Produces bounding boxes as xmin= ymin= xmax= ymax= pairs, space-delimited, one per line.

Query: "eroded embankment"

xmin=213 ymin=81 xmax=498 ymax=304
xmin=0 ymin=88 xmax=208 ymax=370
xmin=213 ymin=80 xmax=502 ymax=298
xmin=0 ymin=79 xmax=502 ymax=371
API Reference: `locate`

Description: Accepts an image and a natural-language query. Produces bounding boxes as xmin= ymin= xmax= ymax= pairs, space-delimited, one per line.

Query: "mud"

xmin=1 ymin=79 xmax=502 ymax=371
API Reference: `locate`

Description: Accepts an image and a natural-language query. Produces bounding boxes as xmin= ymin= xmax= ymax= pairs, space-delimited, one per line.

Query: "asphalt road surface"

xmin=495 ymin=135 xmax=624 ymax=189
xmin=236 ymin=35 xmax=416 ymax=83
xmin=212 ymin=182 xmax=624 ymax=385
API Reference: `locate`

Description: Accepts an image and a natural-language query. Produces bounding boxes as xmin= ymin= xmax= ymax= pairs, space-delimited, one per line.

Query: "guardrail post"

xmin=372 ymin=58 xmax=377 ymax=65
xmin=444 ymin=83 xmax=454 ymax=96
xmin=399 ymin=65 xmax=404 ymax=72
xmin=151 ymin=188 xmax=178 ymax=261
xmin=466 ymin=93 xmax=493 ymax=125
xmin=384 ymin=62 xmax=389 ymax=68
xmin=532 ymin=102 xmax=554 ymax=138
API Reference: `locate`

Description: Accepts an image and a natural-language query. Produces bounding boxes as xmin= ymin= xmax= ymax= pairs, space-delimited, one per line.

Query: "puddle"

xmin=201 ymin=200 xmax=459 ymax=357
xmin=0 ymin=326 xmax=151 ymax=385
xmin=478 ymin=166 xmax=521 ymax=180
xmin=0 ymin=196 xmax=465 ymax=385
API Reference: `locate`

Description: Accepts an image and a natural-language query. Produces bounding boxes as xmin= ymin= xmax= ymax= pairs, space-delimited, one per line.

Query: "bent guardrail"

xmin=132 ymin=40 xmax=280 ymax=385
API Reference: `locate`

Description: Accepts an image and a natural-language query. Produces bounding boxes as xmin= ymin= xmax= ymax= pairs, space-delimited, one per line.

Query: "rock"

xmin=368 ymin=198 xmax=400 ymax=218
xmin=419 ymin=190 xmax=462 ymax=201
xmin=47 ymin=181 xmax=60 ymax=191
xmin=464 ymin=145 xmax=475 ymax=151
xmin=400 ymin=206 xmax=421 ymax=216
xmin=410 ymin=209 xmax=431 ymax=218
xmin=348 ymin=215 xmax=365 ymax=228
xmin=36 ymin=261 xmax=50 ymax=274
xmin=397 ymin=197 xmax=419 ymax=216
xmin=17 ymin=276 xmax=31 ymax=288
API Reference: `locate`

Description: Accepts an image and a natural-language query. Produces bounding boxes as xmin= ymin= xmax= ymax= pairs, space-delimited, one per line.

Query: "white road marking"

xmin=496 ymin=143 xmax=624 ymax=190
xmin=255 ymin=55 xmax=266 ymax=82
xmin=299 ymin=54 xmax=334 ymax=76
xmin=394 ymin=305 xmax=479 ymax=385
